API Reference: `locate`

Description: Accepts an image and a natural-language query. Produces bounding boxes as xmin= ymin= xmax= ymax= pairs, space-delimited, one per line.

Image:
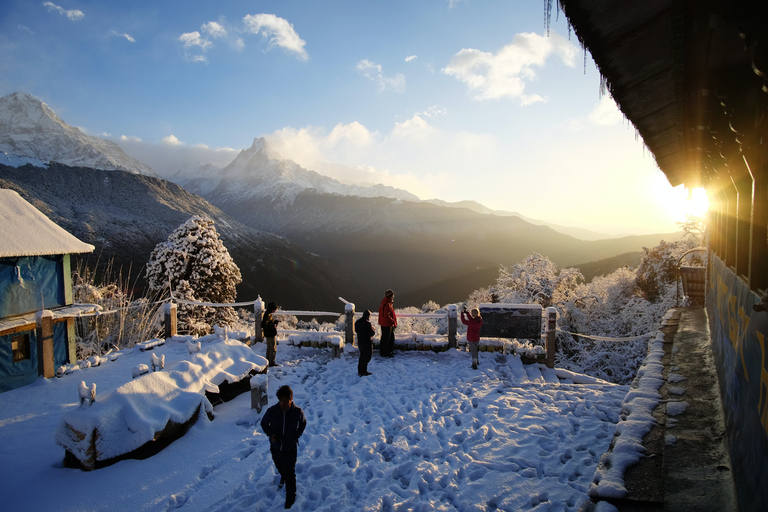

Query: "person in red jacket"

xmin=378 ymin=289 xmax=397 ymax=357
xmin=461 ymin=307 xmax=483 ymax=369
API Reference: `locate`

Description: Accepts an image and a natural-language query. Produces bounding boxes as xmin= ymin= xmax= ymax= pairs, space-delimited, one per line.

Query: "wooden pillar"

xmin=744 ymin=148 xmax=768 ymax=291
xmin=345 ymin=303 xmax=355 ymax=348
xmin=66 ymin=317 xmax=76 ymax=364
xmin=732 ymin=166 xmax=752 ymax=279
xmin=254 ymin=296 xmax=265 ymax=342
xmin=725 ymin=181 xmax=738 ymax=268
xmin=545 ymin=307 xmax=557 ymax=369
xmin=36 ymin=311 xmax=55 ymax=378
xmin=447 ymin=304 xmax=457 ymax=348
xmin=250 ymin=373 xmax=268 ymax=413
xmin=164 ymin=302 xmax=177 ymax=339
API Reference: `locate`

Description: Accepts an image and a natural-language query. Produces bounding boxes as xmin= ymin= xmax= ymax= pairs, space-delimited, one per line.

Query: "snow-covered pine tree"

xmin=145 ymin=216 xmax=242 ymax=335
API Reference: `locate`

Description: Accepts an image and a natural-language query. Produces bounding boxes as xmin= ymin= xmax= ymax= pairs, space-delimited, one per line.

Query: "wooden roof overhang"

xmin=557 ymin=0 xmax=768 ymax=190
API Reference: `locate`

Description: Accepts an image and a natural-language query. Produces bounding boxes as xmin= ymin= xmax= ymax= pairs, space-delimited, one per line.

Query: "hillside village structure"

xmin=559 ymin=0 xmax=768 ymax=509
xmin=0 ymin=189 xmax=94 ymax=392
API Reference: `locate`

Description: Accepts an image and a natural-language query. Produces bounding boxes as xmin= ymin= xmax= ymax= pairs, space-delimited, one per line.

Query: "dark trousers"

xmin=266 ymin=337 xmax=277 ymax=365
xmin=358 ymin=341 xmax=372 ymax=374
xmin=380 ymin=326 xmax=394 ymax=356
xmin=271 ymin=448 xmax=297 ymax=498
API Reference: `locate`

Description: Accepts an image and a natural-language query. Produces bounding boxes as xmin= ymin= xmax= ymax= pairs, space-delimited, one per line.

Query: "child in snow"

xmin=461 ymin=307 xmax=483 ymax=369
xmin=355 ymin=310 xmax=375 ymax=376
xmin=261 ymin=301 xmax=280 ymax=366
xmin=261 ymin=385 xmax=307 ymax=509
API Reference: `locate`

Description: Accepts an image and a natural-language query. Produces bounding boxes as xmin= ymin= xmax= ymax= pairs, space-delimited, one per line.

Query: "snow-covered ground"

xmin=0 ymin=338 xmax=629 ymax=511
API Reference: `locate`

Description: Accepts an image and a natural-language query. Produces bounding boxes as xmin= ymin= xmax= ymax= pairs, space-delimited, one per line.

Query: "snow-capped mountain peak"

xmin=0 ymin=91 xmax=157 ymax=176
xmin=189 ymin=136 xmax=420 ymax=204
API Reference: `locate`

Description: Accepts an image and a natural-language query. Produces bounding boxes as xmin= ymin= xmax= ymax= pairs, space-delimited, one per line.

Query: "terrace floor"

xmin=582 ymin=307 xmax=739 ymax=511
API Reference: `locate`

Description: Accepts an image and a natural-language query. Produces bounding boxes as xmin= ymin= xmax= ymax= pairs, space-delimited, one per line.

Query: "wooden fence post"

xmin=254 ymin=296 xmax=265 ymax=343
xmin=545 ymin=307 xmax=557 ymax=368
xmin=164 ymin=302 xmax=177 ymax=339
xmin=448 ymin=304 xmax=457 ymax=348
xmin=345 ymin=302 xmax=355 ymax=348
xmin=36 ymin=310 xmax=55 ymax=378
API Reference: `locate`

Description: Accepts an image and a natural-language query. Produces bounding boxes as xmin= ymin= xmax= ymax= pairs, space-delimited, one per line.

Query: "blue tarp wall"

xmin=0 ymin=255 xmax=66 ymax=317
xmin=0 ymin=255 xmax=68 ymax=392
xmin=0 ymin=323 xmax=68 ymax=393
xmin=707 ymin=255 xmax=768 ymax=512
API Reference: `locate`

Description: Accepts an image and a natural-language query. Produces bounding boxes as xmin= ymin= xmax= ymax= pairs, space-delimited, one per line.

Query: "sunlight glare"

xmin=651 ymin=174 xmax=709 ymax=228
xmin=686 ymin=187 xmax=709 ymax=217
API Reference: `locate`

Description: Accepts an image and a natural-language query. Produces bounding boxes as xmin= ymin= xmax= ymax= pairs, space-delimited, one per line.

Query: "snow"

xmin=0 ymin=335 xmax=632 ymax=511
xmin=0 ymin=189 xmax=95 ymax=257
xmin=56 ymin=338 xmax=266 ymax=465
xmin=587 ymin=332 xmax=667 ymax=499
xmin=0 ymin=151 xmax=49 ymax=168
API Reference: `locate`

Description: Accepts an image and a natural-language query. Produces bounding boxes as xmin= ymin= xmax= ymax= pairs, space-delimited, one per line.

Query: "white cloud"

xmin=115 ymin=135 xmax=238 ymax=177
xmin=442 ymin=32 xmax=577 ymax=103
xmin=179 ymin=31 xmax=212 ymax=62
xmin=161 ymin=135 xmax=184 ymax=146
xmin=43 ymin=2 xmax=84 ymax=21
xmin=202 ymin=21 xmax=227 ymax=39
xmin=588 ymin=95 xmax=624 ymax=126
xmin=242 ymin=14 xmax=308 ymax=61
xmin=392 ymin=114 xmax=437 ymax=142
xmin=110 ymin=30 xmax=135 ymax=43
xmin=258 ymin=114 xmax=500 ymax=202
xmin=356 ymin=59 xmax=406 ymax=93
xmin=405 ymin=55 xmax=417 ymax=62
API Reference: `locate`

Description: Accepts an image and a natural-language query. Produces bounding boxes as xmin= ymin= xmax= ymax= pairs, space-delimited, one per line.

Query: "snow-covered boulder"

xmin=56 ymin=340 xmax=267 ymax=470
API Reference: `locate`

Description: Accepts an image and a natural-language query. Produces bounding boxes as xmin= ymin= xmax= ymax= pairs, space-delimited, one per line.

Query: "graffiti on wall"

xmin=708 ymin=255 xmax=768 ymax=512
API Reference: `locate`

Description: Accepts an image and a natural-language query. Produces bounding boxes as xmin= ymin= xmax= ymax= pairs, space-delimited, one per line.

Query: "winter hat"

xmin=385 ymin=289 xmax=394 ymax=298
xmin=267 ymin=301 xmax=278 ymax=312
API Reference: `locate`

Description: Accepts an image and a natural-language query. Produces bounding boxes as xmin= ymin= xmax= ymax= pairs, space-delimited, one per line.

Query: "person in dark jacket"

xmin=355 ymin=310 xmax=375 ymax=376
xmin=261 ymin=301 xmax=280 ymax=366
xmin=378 ymin=289 xmax=397 ymax=357
xmin=260 ymin=385 xmax=307 ymax=509
xmin=461 ymin=307 xmax=483 ymax=369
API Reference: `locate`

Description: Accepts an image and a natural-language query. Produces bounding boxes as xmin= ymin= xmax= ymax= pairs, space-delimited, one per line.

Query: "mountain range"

xmin=0 ymin=91 xmax=677 ymax=309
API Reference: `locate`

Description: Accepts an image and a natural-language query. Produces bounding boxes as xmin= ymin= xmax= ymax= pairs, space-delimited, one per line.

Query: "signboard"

xmin=477 ymin=303 xmax=542 ymax=339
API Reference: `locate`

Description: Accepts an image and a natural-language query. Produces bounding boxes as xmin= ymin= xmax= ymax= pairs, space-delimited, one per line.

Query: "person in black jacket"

xmin=355 ymin=310 xmax=375 ymax=376
xmin=260 ymin=385 xmax=307 ymax=509
xmin=261 ymin=301 xmax=280 ymax=366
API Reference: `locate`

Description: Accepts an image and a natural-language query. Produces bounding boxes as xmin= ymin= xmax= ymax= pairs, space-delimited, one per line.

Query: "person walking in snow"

xmin=261 ymin=301 xmax=280 ymax=367
xmin=378 ymin=289 xmax=397 ymax=357
xmin=355 ymin=310 xmax=375 ymax=376
xmin=461 ymin=307 xmax=483 ymax=369
xmin=261 ymin=385 xmax=307 ymax=509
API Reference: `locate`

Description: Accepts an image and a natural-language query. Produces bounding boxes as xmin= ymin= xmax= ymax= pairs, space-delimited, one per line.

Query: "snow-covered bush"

xmin=459 ymin=233 xmax=708 ymax=385
xmin=145 ymin=216 xmax=242 ymax=335
xmin=395 ymin=306 xmax=439 ymax=335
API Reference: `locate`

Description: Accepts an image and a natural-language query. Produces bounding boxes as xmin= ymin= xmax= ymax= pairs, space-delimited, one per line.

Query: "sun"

xmin=685 ymin=187 xmax=709 ymax=217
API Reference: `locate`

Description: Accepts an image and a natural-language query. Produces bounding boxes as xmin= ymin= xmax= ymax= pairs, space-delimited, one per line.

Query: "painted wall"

xmin=707 ymin=255 xmax=768 ymax=512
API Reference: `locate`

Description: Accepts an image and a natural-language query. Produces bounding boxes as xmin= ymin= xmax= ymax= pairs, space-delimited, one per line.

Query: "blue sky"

xmin=0 ymin=0 xmax=702 ymax=235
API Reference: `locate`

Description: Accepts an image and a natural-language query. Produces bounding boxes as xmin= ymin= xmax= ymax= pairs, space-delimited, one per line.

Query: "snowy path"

xmin=0 ymin=340 xmax=627 ymax=512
